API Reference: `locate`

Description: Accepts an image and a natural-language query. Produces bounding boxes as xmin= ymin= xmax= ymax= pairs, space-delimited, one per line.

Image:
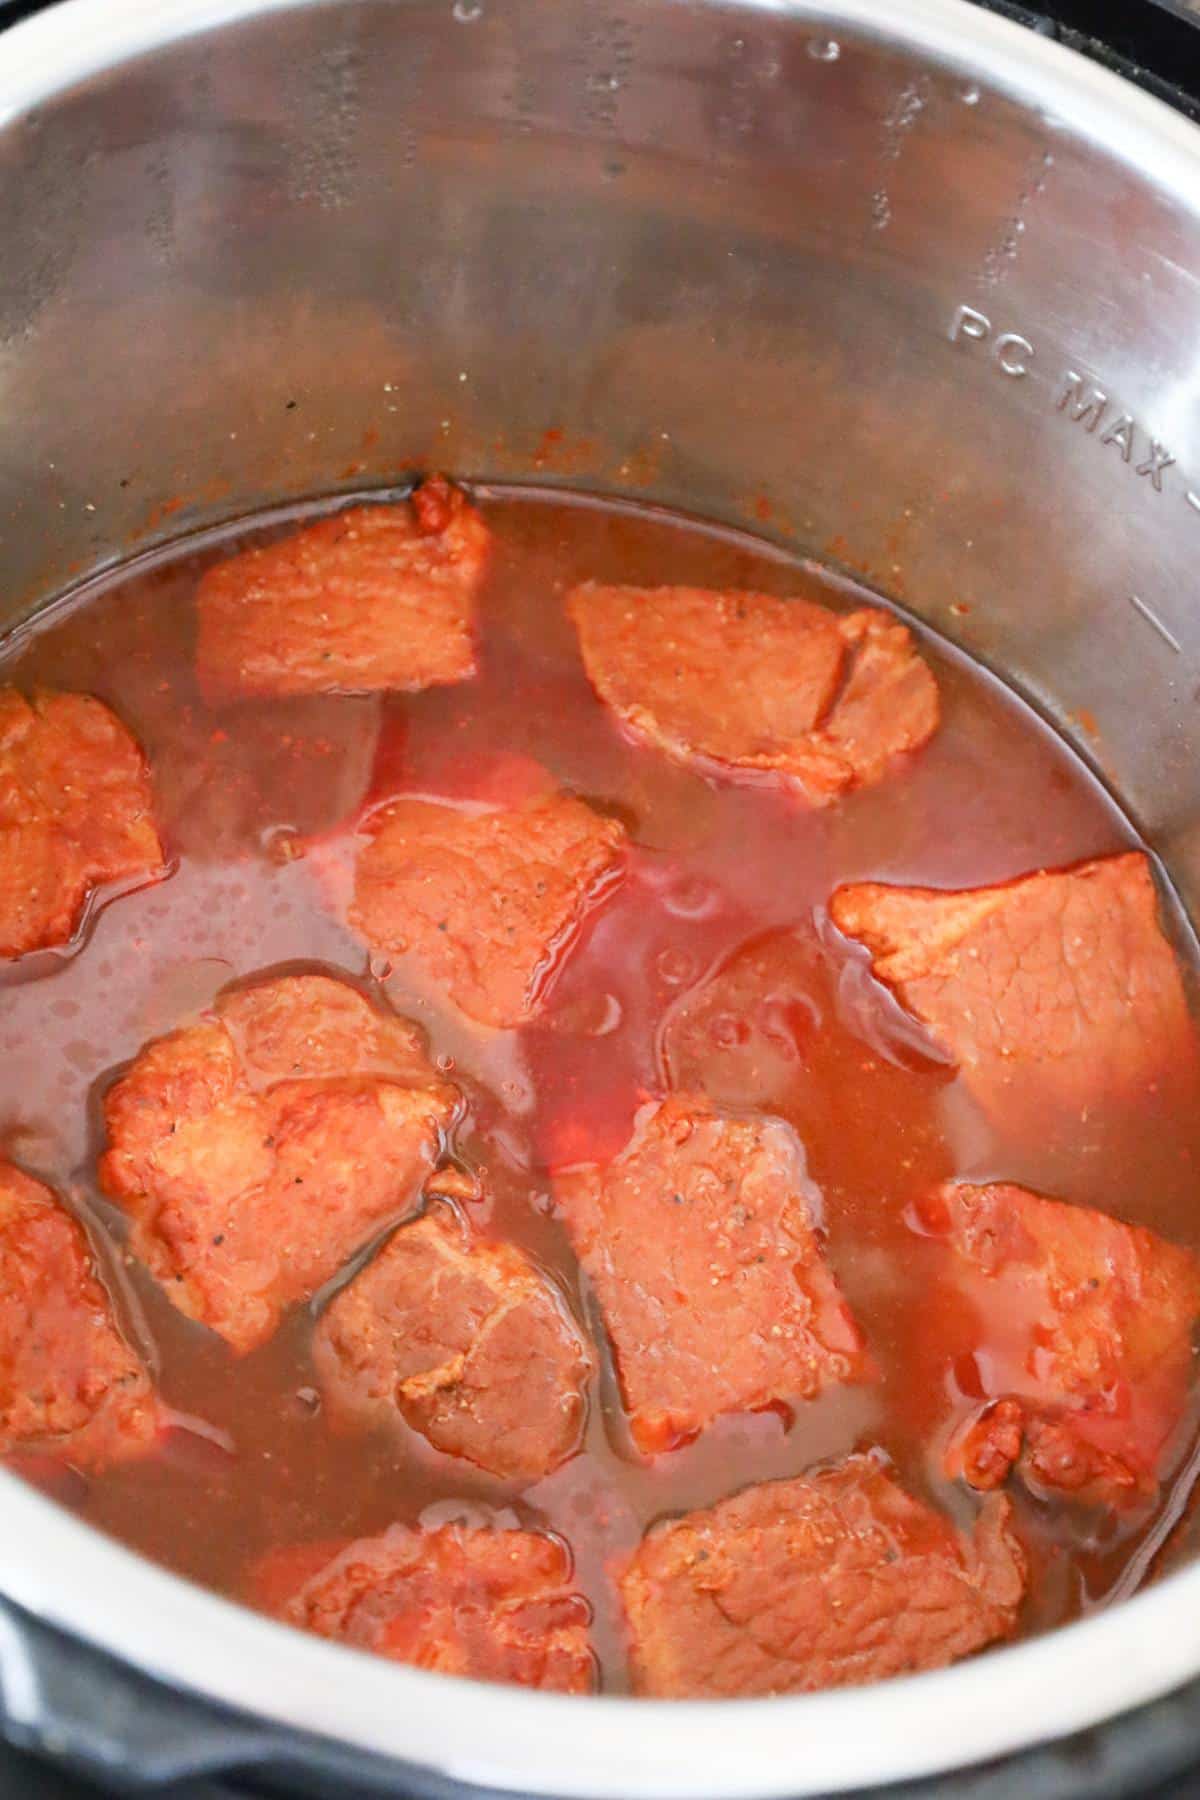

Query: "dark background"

xmin=0 ymin=0 xmax=1196 ymax=1793
xmin=986 ymin=0 xmax=1200 ymax=115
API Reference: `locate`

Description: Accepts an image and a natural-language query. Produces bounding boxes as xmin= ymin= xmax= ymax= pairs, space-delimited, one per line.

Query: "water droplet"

xmin=656 ymin=946 xmax=697 ymax=987
xmin=452 ymin=0 xmax=482 ymax=20
xmin=807 ymin=37 xmax=840 ymax=62
xmin=961 ymin=83 xmax=980 ymax=105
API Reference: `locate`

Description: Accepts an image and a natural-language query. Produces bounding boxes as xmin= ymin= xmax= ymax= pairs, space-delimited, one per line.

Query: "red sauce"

xmin=1 ymin=484 xmax=1199 ymax=1692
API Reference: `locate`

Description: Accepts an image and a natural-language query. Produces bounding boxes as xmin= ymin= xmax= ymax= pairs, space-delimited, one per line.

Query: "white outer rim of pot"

xmin=1 ymin=0 xmax=1200 ymax=1794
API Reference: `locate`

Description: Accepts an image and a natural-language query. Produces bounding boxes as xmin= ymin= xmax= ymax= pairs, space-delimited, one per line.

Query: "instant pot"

xmin=2 ymin=0 xmax=1200 ymax=1794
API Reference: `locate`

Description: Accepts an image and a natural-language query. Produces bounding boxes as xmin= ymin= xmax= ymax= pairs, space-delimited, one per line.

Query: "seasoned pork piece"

xmin=567 ymin=582 xmax=938 ymax=803
xmin=620 ymin=1453 xmax=1025 ymax=1697
xmin=195 ymin=477 xmax=488 ymax=700
xmin=830 ymin=852 xmax=1197 ymax=1122
xmin=250 ymin=1523 xmax=595 ymax=1692
xmin=0 ymin=1162 xmax=158 ymax=1467
xmin=314 ymin=1196 xmax=594 ymax=1481
xmin=917 ymin=1181 xmax=1200 ymax=1508
xmin=350 ymin=785 xmax=626 ymax=1028
xmin=0 ymin=687 xmax=165 ymax=958
xmin=554 ymin=1095 xmax=868 ymax=1453
xmin=99 ymin=974 xmax=458 ymax=1352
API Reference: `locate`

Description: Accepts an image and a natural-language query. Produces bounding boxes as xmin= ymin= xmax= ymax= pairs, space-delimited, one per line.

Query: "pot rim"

xmin=5 ymin=1464 xmax=1200 ymax=1798
xmin=3 ymin=0 xmax=1200 ymax=1795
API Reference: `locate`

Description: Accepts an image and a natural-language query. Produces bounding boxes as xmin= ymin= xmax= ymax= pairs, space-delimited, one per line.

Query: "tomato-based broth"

xmin=2 ymin=482 xmax=1199 ymax=1697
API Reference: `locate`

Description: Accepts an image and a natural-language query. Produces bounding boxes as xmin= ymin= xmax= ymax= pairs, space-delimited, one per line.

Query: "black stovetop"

xmin=0 ymin=0 xmax=1197 ymax=1794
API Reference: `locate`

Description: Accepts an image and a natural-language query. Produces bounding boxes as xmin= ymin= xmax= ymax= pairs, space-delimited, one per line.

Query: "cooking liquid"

xmin=2 ymin=484 xmax=1199 ymax=1691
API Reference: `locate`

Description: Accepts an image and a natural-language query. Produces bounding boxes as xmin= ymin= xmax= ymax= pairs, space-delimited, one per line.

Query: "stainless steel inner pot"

xmin=1 ymin=1 xmax=1199 ymax=1794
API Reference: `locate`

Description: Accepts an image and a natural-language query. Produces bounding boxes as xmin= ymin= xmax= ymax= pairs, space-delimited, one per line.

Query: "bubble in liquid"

xmin=588 ymin=993 xmax=624 ymax=1037
xmin=807 ymin=38 xmax=840 ymax=62
xmin=452 ymin=0 xmax=482 ymax=19
xmin=655 ymin=945 xmax=697 ymax=988
xmin=663 ymin=876 xmax=721 ymax=921
xmin=368 ymin=951 xmax=394 ymax=981
xmin=552 ymin=991 xmax=625 ymax=1038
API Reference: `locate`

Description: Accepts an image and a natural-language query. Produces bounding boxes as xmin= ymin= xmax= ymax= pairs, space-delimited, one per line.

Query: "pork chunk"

xmin=918 ymin=1181 xmax=1200 ymax=1508
xmin=350 ymin=786 xmax=626 ymax=1028
xmin=621 ymin=1454 xmax=1025 ymax=1697
xmin=196 ymin=478 xmax=488 ymax=701
xmin=554 ymin=1095 xmax=867 ymax=1453
xmin=830 ymin=852 xmax=1197 ymax=1123
xmin=314 ymin=1198 xmax=594 ymax=1481
xmin=250 ymin=1523 xmax=595 ymax=1692
xmin=567 ymin=583 xmax=938 ymax=803
xmin=99 ymin=974 xmax=458 ymax=1352
xmin=0 ymin=1162 xmax=158 ymax=1467
xmin=0 ymin=688 xmax=164 ymax=958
